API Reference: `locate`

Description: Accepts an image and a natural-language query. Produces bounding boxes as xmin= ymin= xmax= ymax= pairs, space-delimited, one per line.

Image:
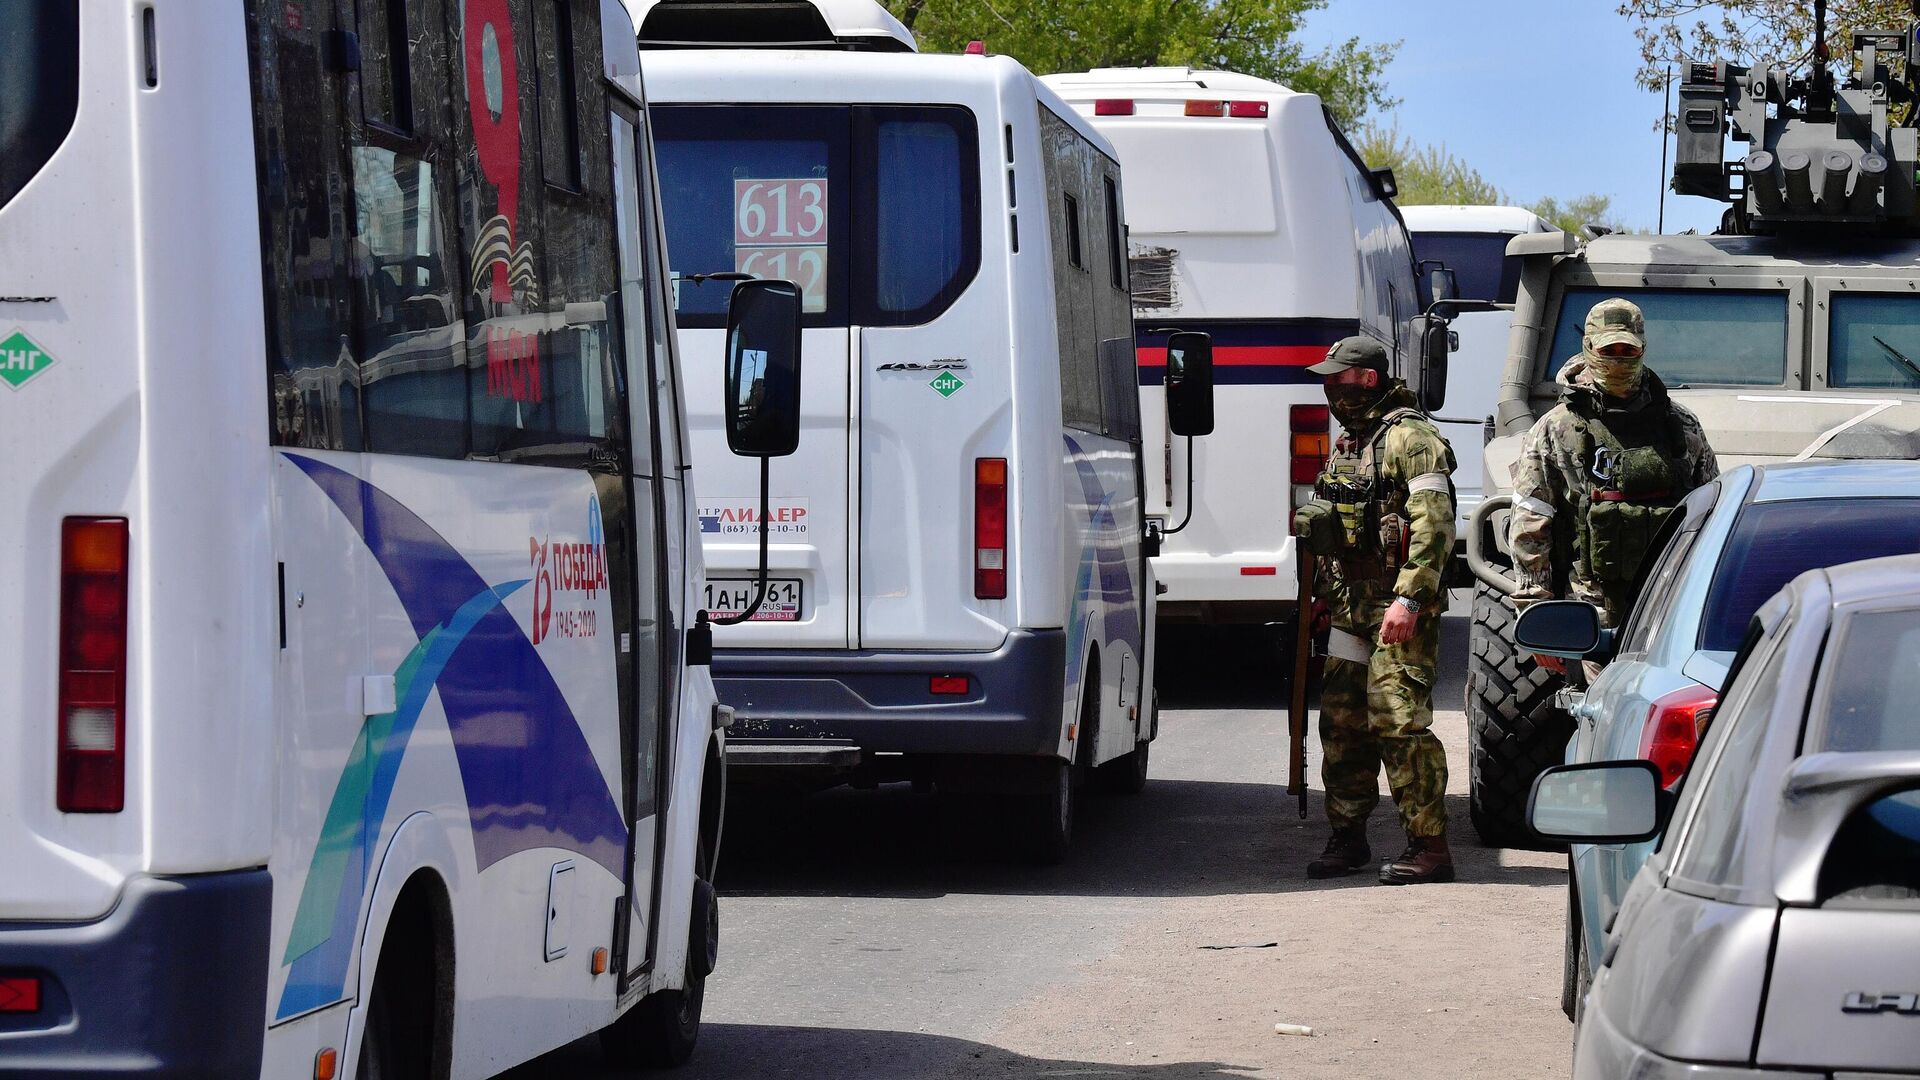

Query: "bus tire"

xmin=358 ymin=881 xmax=447 ymax=1080
xmin=1025 ymin=757 xmax=1077 ymax=864
xmin=1096 ymin=738 xmax=1149 ymax=795
xmin=1465 ymin=580 xmax=1571 ymax=849
xmin=601 ymin=877 xmax=713 ymax=1069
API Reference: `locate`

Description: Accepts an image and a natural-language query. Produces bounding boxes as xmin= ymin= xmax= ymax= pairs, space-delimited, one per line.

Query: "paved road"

xmin=512 ymin=605 xmax=1571 ymax=1078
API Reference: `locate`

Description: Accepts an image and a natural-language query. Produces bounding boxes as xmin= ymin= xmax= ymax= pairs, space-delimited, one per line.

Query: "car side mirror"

xmin=1514 ymin=600 xmax=1604 ymax=658
xmin=723 ymin=279 xmax=803 ymax=458
xmin=1418 ymin=317 xmax=1450 ymax=414
xmin=1528 ymin=760 xmax=1669 ymax=844
xmin=1165 ymin=330 xmax=1214 ymax=437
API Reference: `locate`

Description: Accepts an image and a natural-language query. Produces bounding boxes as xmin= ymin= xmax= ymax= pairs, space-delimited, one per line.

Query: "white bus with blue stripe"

xmin=632 ymin=0 xmax=1213 ymax=861
xmin=0 ymin=2 xmax=779 ymax=1076
xmin=1047 ymin=68 xmax=1427 ymax=642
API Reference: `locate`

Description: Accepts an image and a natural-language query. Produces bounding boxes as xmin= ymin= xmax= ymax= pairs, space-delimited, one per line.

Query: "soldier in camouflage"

xmin=1509 ymin=298 xmax=1718 ymax=673
xmin=1292 ymin=337 xmax=1457 ymax=885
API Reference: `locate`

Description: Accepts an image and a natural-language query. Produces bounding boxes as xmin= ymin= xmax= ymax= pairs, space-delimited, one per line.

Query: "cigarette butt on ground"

xmin=1273 ymin=1023 xmax=1314 ymax=1037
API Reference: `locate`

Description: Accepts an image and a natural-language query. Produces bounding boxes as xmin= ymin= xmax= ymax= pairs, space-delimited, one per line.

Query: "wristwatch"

xmin=1393 ymin=595 xmax=1423 ymax=615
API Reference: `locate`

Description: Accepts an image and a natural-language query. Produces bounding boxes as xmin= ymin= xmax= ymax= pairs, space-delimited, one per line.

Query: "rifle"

xmin=1285 ymin=554 xmax=1315 ymax=819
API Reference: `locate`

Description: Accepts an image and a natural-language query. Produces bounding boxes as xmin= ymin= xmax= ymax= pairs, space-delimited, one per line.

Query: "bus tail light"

xmin=1639 ymin=683 xmax=1718 ymax=790
xmin=1228 ymin=100 xmax=1269 ymax=118
xmin=1289 ymin=404 xmax=1330 ymax=510
xmin=1094 ymin=99 xmax=1135 ymax=116
xmin=975 ymin=458 xmax=1008 ymax=599
xmin=58 ymin=518 xmax=130 ymax=813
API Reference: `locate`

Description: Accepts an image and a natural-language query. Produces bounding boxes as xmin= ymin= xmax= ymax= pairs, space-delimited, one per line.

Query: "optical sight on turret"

xmin=1673 ymin=7 xmax=1920 ymax=235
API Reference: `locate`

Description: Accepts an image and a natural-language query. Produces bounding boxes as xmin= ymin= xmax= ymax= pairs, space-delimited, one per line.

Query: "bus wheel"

xmin=1465 ymin=580 xmax=1571 ymax=848
xmin=1024 ymin=757 xmax=1076 ymax=864
xmin=1096 ymin=739 xmax=1149 ymax=795
xmin=358 ymin=889 xmax=442 ymax=1080
xmin=601 ymin=871 xmax=713 ymax=1069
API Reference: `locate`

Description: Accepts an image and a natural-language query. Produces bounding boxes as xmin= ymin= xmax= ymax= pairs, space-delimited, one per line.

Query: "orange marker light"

xmin=314 ymin=1048 xmax=338 ymax=1080
xmin=591 ymin=947 xmax=609 ymax=975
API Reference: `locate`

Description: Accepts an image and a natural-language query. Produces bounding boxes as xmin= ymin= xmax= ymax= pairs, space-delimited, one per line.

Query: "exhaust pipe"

xmin=1818 ymin=150 xmax=1854 ymax=211
xmin=1851 ymin=151 xmax=1889 ymax=214
xmin=1782 ymin=150 xmax=1815 ymax=213
xmin=1745 ymin=150 xmax=1786 ymax=215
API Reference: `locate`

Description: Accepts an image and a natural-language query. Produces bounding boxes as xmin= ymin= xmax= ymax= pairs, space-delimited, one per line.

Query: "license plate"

xmin=704 ymin=578 xmax=803 ymax=622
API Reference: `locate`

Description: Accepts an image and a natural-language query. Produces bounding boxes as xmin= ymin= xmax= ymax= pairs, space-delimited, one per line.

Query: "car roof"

xmin=1821 ymin=551 xmax=1920 ymax=607
xmin=1749 ymin=459 xmax=1920 ymax=503
xmin=1398 ymin=204 xmax=1552 ymax=234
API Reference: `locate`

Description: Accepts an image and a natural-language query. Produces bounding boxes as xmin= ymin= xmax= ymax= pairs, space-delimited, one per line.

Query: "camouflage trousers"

xmin=1318 ymin=602 xmax=1449 ymax=838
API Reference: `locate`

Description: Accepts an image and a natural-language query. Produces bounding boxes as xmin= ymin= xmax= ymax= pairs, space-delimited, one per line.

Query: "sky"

xmin=1298 ymin=0 xmax=1725 ymax=234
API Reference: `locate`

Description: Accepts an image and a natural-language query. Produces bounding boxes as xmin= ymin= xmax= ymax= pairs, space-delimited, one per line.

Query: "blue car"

xmin=1525 ymin=459 xmax=1920 ymax=1019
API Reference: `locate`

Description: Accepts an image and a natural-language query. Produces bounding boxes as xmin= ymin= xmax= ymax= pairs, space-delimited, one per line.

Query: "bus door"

xmin=652 ymin=104 xmax=856 ymax=650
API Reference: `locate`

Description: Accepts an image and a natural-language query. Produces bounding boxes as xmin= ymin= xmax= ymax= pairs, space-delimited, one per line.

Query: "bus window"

xmin=1409 ymin=232 xmax=1521 ymax=305
xmin=535 ymin=0 xmax=583 ymax=191
xmin=867 ymin=109 xmax=979 ymax=322
xmin=654 ymin=106 xmax=850 ymax=324
xmin=355 ymin=0 xmax=415 ymax=134
xmin=0 ymin=1 xmax=79 ymax=213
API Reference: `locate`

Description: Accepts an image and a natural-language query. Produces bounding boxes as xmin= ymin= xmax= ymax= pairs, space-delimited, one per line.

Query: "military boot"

xmin=1305 ymin=830 xmax=1372 ymax=879
xmin=1378 ymin=832 xmax=1455 ymax=885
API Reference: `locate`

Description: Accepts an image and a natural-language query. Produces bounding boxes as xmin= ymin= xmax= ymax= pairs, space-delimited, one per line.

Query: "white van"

xmin=1046 ymin=68 xmax=1428 ymax=632
xmin=636 ymin=1 xmax=1204 ymax=859
xmin=0 ymin=3 xmax=766 ymax=1075
xmin=1400 ymin=204 xmax=1554 ymax=558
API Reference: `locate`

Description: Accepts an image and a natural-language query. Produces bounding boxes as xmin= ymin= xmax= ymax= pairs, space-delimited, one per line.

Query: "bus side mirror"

xmin=1165 ymin=331 xmax=1215 ymax=437
xmin=723 ymin=279 xmax=803 ymax=458
xmin=1418 ymin=317 xmax=1450 ymax=414
xmin=1418 ymin=261 xmax=1458 ymax=306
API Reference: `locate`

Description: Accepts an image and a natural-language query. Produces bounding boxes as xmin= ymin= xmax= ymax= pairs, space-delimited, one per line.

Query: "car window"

xmin=1819 ymin=787 xmax=1920 ymax=909
xmin=1620 ymin=486 xmax=1712 ymax=653
xmin=1668 ymin=619 xmax=1793 ymax=891
xmin=1548 ymin=287 xmax=1789 ymax=386
xmin=1811 ymin=607 xmax=1920 ymax=753
xmin=1699 ymin=499 xmax=1920 ymax=652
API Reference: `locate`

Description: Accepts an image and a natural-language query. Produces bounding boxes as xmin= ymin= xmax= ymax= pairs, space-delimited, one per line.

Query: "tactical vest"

xmin=1565 ymin=399 xmax=1688 ymax=586
xmin=1311 ymin=407 xmax=1453 ymax=584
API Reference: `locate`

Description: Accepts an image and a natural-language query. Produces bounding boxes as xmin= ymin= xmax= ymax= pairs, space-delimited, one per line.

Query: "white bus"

xmin=1046 ymin=68 xmax=1428 ymax=637
xmin=634 ymin=0 xmax=1210 ymax=860
xmin=1400 ymin=204 xmax=1553 ymax=560
xmin=0 ymin=2 xmax=783 ymax=1075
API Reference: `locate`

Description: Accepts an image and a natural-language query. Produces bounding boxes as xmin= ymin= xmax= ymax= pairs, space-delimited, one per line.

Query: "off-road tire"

xmin=1466 ymin=580 xmax=1571 ymax=849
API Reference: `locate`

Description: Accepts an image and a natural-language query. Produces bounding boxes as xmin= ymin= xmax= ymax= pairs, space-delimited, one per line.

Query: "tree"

xmin=1355 ymin=123 xmax=1504 ymax=205
xmin=1528 ymin=194 xmax=1628 ymax=235
xmin=1620 ymin=0 xmax=1913 ymax=93
xmin=886 ymin=0 xmax=1400 ymax=127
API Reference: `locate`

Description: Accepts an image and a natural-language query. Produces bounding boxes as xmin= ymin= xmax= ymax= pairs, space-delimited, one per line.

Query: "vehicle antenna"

xmin=1659 ymin=63 xmax=1672 ymax=233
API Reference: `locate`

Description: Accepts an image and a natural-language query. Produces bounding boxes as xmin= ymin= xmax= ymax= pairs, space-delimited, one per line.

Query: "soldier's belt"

xmin=1326 ymin=627 xmax=1373 ymax=665
xmin=1593 ymin=488 xmax=1670 ymax=503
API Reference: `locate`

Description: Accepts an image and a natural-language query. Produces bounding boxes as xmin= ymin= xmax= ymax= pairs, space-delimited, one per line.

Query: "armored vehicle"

xmin=1464 ymin=20 xmax=1920 ymax=845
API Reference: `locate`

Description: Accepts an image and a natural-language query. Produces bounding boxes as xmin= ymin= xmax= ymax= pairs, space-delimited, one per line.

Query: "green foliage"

xmin=886 ymin=0 xmax=1399 ymax=127
xmin=1354 ymin=124 xmax=1504 ymax=206
xmin=1528 ymin=194 xmax=1627 ymax=235
xmin=1620 ymin=0 xmax=1913 ymax=93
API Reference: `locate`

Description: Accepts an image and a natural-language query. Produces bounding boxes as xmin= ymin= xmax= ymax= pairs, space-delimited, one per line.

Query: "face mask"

xmin=1584 ymin=349 xmax=1645 ymax=397
xmin=1326 ymin=381 xmax=1383 ymax=430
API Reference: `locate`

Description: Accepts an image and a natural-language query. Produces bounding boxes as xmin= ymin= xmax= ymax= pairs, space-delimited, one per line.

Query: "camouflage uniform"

xmin=1509 ymin=305 xmax=1719 ymax=628
xmin=1314 ymin=384 xmax=1456 ymax=839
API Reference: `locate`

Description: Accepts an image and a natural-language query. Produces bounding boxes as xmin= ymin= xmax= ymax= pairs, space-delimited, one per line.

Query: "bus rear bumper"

xmin=715 ymin=628 xmax=1067 ymax=760
xmin=0 ymin=869 xmax=271 ymax=1079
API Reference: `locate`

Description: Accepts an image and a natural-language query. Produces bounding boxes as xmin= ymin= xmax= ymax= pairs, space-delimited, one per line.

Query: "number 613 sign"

xmin=735 ymin=178 xmax=829 ymax=312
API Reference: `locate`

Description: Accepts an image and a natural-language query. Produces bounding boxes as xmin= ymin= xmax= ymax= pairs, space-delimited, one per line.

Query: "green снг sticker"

xmin=930 ymin=371 xmax=964 ymax=398
xmin=0 ymin=329 xmax=55 ymax=390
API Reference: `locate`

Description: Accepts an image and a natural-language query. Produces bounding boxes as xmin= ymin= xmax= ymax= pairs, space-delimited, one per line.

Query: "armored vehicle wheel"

xmin=1465 ymin=580 xmax=1572 ymax=849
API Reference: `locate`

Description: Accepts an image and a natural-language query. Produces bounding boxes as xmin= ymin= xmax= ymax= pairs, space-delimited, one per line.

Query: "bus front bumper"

xmin=0 ymin=870 xmax=271 ymax=1078
xmin=714 ymin=628 xmax=1068 ymax=762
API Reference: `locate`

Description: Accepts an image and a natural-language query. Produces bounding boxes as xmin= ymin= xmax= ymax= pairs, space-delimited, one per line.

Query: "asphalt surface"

xmin=509 ymin=602 xmax=1571 ymax=1078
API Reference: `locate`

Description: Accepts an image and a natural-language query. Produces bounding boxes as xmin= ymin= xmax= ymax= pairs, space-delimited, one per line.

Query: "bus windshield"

xmin=1410 ymin=232 xmax=1519 ymax=305
xmin=652 ymin=104 xmax=979 ymax=329
xmin=1547 ymin=287 xmax=1789 ymax=386
xmin=0 ymin=1 xmax=80 ymax=212
xmin=1829 ymin=293 xmax=1920 ymax=390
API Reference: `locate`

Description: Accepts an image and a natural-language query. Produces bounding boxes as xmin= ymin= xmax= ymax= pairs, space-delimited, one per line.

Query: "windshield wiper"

xmin=1871 ymin=335 xmax=1920 ymax=385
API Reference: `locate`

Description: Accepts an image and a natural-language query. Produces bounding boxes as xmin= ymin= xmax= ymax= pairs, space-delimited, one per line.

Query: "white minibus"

xmin=0 ymin=2 xmax=782 ymax=1075
xmin=634 ymin=0 xmax=1211 ymax=860
xmin=1400 ymin=204 xmax=1553 ymax=561
xmin=1046 ymin=68 xmax=1429 ymax=637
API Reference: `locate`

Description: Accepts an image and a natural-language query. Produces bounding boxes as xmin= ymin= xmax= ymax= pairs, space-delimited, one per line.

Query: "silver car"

xmin=1528 ymin=553 xmax=1920 ymax=1077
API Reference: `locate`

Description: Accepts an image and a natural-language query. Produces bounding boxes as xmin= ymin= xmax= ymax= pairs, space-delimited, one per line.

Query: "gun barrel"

xmin=1851 ymin=151 xmax=1889 ymax=214
xmin=1782 ymin=150 xmax=1816 ymax=213
xmin=1819 ymin=150 xmax=1854 ymax=211
xmin=1746 ymin=150 xmax=1786 ymax=215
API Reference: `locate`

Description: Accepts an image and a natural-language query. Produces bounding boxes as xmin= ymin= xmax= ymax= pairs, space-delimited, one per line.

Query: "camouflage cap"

xmin=1583 ymin=297 xmax=1645 ymax=353
xmin=1307 ymin=335 xmax=1389 ymax=375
